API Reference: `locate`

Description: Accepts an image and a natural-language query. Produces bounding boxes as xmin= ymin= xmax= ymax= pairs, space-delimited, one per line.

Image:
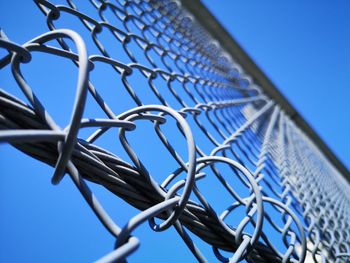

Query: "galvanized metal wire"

xmin=1 ymin=0 xmax=349 ymax=262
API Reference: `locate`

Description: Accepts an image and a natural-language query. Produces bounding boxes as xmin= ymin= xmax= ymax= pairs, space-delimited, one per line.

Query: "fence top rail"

xmin=181 ymin=0 xmax=350 ymax=183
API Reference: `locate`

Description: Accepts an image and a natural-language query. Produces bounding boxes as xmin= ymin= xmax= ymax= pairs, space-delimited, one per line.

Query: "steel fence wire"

xmin=0 ymin=0 xmax=349 ymax=262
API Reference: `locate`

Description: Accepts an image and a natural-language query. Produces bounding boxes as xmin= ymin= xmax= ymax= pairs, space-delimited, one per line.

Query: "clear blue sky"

xmin=1 ymin=1 xmax=349 ymax=262
xmin=202 ymin=0 xmax=350 ymax=170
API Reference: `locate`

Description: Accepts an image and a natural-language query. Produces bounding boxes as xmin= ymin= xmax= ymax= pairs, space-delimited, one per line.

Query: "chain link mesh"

xmin=1 ymin=0 xmax=349 ymax=262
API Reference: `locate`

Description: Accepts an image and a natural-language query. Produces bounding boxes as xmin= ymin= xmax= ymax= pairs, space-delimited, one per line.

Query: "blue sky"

xmin=202 ymin=0 xmax=350 ymax=170
xmin=1 ymin=1 xmax=349 ymax=262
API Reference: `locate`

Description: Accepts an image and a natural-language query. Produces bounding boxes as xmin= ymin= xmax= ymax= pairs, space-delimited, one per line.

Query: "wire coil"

xmin=0 ymin=0 xmax=349 ymax=262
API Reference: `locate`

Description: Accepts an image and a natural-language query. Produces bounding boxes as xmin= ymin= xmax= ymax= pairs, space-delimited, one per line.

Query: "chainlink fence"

xmin=0 ymin=0 xmax=349 ymax=262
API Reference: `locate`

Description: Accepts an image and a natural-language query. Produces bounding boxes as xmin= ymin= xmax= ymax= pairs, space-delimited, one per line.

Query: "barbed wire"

xmin=0 ymin=0 xmax=349 ymax=262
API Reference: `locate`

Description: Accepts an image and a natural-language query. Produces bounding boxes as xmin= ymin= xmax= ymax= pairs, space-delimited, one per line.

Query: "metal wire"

xmin=0 ymin=0 xmax=349 ymax=262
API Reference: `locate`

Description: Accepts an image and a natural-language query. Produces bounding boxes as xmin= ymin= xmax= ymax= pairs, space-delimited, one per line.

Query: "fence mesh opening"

xmin=1 ymin=0 xmax=349 ymax=262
